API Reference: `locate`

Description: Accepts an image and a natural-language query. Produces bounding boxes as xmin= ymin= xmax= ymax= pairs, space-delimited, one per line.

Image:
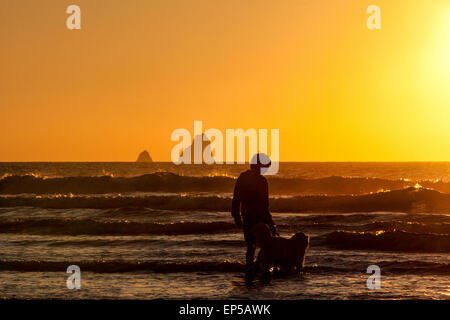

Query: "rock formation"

xmin=136 ymin=150 xmax=153 ymax=162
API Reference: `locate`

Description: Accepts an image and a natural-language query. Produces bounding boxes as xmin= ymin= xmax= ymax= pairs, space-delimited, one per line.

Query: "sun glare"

xmin=431 ymin=8 xmax=450 ymax=75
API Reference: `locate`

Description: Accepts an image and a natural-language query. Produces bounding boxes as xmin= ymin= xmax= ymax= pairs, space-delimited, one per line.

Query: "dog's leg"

xmin=255 ymin=250 xmax=263 ymax=273
xmin=258 ymin=250 xmax=272 ymax=277
xmin=296 ymin=255 xmax=306 ymax=273
xmin=273 ymin=263 xmax=280 ymax=275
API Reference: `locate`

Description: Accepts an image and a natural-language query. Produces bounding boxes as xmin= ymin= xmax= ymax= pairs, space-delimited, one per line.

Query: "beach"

xmin=0 ymin=162 xmax=449 ymax=299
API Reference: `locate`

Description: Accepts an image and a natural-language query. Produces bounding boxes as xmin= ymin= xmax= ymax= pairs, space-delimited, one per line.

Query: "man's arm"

xmin=231 ymin=177 xmax=243 ymax=227
xmin=262 ymin=178 xmax=277 ymax=235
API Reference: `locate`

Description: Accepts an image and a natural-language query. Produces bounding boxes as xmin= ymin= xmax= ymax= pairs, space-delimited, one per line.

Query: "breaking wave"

xmin=2 ymin=187 xmax=450 ymax=213
xmin=357 ymin=221 xmax=450 ymax=234
xmin=0 ymin=219 xmax=237 ymax=235
xmin=320 ymin=230 xmax=450 ymax=253
xmin=2 ymin=172 xmax=450 ymax=195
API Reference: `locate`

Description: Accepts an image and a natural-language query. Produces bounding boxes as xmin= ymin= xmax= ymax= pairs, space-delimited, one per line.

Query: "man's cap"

xmin=250 ymin=153 xmax=271 ymax=169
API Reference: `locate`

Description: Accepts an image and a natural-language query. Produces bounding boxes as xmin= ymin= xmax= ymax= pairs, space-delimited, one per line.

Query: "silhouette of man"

xmin=231 ymin=153 xmax=278 ymax=271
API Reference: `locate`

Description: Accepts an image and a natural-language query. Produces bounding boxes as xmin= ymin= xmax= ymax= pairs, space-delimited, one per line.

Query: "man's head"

xmin=250 ymin=153 xmax=271 ymax=175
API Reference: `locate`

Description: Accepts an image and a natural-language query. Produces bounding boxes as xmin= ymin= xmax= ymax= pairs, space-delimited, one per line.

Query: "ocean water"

xmin=0 ymin=162 xmax=449 ymax=299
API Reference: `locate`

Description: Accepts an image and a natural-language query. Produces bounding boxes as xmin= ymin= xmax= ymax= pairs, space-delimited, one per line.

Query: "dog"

xmin=250 ymin=223 xmax=310 ymax=274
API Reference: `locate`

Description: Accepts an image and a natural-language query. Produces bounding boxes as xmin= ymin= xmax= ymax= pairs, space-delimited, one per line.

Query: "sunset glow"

xmin=1 ymin=0 xmax=449 ymax=161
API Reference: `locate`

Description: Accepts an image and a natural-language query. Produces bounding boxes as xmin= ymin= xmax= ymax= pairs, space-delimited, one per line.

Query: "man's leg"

xmin=244 ymin=228 xmax=257 ymax=272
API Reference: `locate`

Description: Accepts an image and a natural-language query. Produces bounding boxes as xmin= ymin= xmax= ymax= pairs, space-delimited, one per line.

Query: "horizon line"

xmin=1 ymin=160 xmax=450 ymax=163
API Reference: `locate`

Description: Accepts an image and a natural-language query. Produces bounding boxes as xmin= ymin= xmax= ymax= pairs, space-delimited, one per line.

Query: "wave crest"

xmin=321 ymin=230 xmax=450 ymax=252
xmin=2 ymin=173 xmax=450 ymax=195
xmin=2 ymin=188 xmax=450 ymax=213
xmin=0 ymin=219 xmax=236 ymax=235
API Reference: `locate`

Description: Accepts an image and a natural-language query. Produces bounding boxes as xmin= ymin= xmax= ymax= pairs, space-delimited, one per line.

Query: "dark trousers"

xmin=244 ymin=228 xmax=256 ymax=267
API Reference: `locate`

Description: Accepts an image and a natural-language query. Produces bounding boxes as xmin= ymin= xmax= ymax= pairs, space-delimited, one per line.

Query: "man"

xmin=231 ymin=153 xmax=278 ymax=271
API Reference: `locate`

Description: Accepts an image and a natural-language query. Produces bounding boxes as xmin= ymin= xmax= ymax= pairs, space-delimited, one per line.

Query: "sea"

xmin=0 ymin=162 xmax=449 ymax=299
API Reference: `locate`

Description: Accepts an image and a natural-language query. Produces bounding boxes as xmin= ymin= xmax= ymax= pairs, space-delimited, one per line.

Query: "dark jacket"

xmin=231 ymin=169 xmax=276 ymax=233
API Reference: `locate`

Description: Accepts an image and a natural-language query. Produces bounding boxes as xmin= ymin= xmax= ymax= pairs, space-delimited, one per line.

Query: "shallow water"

xmin=1 ymin=271 xmax=449 ymax=300
xmin=0 ymin=162 xmax=449 ymax=299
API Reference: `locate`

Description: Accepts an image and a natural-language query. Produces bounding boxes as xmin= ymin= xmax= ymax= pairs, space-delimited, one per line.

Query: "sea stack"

xmin=179 ymin=133 xmax=213 ymax=163
xmin=136 ymin=150 xmax=153 ymax=162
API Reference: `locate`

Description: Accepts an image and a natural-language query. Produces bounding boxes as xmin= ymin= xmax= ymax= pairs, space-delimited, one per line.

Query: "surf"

xmin=2 ymin=172 xmax=450 ymax=195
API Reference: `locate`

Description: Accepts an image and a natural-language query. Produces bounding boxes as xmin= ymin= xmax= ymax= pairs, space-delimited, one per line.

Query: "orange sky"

xmin=1 ymin=0 xmax=449 ymax=161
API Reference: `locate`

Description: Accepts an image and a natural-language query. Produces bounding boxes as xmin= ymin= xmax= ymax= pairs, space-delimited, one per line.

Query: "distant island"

xmin=179 ymin=133 xmax=213 ymax=163
xmin=136 ymin=150 xmax=153 ymax=162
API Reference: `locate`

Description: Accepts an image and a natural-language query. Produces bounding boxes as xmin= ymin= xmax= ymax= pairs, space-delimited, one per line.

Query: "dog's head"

xmin=250 ymin=223 xmax=273 ymax=247
xmin=290 ymin=232 xmax=310 ymax=252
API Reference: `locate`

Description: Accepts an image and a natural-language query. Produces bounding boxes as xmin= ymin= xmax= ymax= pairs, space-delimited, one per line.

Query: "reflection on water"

xmin=1 ymin=271 xmax=449 ymax=299
xmin=1 ymin=162 xmax=450 ymax=299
